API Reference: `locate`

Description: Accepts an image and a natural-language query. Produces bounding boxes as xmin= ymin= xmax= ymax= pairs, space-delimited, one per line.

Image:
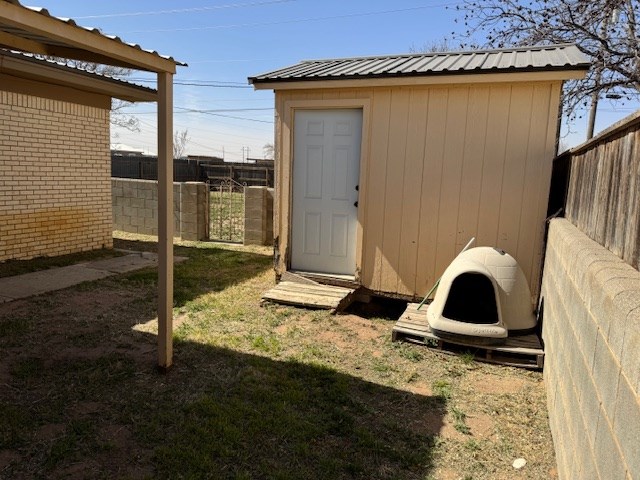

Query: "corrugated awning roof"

xmin=0 ymin=0 xmax=185 ymax=73
xmin=249 ymin=44 xmax=590 ymax=85
xmin=0 ymin=49 xmax=157 ymax=101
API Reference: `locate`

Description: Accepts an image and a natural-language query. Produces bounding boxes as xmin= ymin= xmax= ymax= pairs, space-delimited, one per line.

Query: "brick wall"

xmin=0 ymin=91 xmax=112 ymax=261
xmin=112 ymin=178 xmax=209 ymax=241
xmin=541 ymin=218 xmax=639 ymax=479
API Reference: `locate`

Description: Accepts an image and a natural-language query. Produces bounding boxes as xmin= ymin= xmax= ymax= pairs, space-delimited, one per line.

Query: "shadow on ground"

xmin=0 ymin=241 xmax=444 ymax=479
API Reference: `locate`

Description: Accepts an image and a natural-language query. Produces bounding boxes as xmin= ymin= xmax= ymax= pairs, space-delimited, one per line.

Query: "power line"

xmin=74 ymin=0 xmax=295 ymax=19
xmin=127 ymin=78 xmax=254 ymax=89
xmin=171 ymin=82 xmax=253 ymax=89
xmin=118 ymin=107 xmax=274 ymax=123
xmin=129 ymin=116 xmax=273 ymax=143
xmin=121 ymin=107 xmax=272 ymax=113
xmin=118 ymin=4 xmax=460 ymax=34
xmin=178 ymin=107 xmax=273 ymax=123
xmin=128 ymin=77 xmax=248 ymax=84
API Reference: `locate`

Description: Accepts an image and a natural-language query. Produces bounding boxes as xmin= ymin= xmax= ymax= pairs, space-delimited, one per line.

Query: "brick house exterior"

xmin=0 ymin=52 xmax=156 ymax=262
xmin=0 ymin=91 xmax=112 ymax=261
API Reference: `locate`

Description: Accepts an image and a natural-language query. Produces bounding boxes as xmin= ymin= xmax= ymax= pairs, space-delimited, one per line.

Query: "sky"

xmin=44 ymin=0 xmax=639 ymax=161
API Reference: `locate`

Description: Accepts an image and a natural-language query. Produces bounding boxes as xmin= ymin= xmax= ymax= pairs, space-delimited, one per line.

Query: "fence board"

xmin=111 ymin=154 xmax=274 ymax=187
xmin=558 ymin=111 xmax=640 ymax=270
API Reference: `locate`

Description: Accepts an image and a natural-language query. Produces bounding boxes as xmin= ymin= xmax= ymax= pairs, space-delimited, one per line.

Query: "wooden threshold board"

xmin=262 ymin=281 xmax=357 ymax=314
xmin=393 ymin=303 xmax=545 ymax=370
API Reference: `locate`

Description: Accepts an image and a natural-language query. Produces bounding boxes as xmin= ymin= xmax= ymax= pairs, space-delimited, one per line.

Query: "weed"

xmin=461 ymin=351 xmax=476 ymax=365
xmin=465 ymin=439 xmax=481 ymax=451
xmin=432 ymin=379 xmax=452 ymax=400
xmin=405 ymin=371 xmax=420 ymax=383
xmin=372 ymin=358 xmax=392 ymax=374
xmin=394 ymin=343 xmax=424 ymax=362
xmin=251 ymin=334 xmax=282 ymax=356
xmin=451 ymin=406 xmax=471 ymax=435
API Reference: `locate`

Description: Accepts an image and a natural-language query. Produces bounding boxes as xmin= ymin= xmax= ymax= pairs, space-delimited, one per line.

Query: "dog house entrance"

xmin=442 ymin=273 xmax=499 ymax=325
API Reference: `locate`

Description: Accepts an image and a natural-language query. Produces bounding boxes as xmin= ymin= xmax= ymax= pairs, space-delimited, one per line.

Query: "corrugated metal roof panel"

xmin=249 ymin=44 xmax=590 ymax=85
xmin=1 ymin=1 xmax=185 ymax=67
xmin=1 ymin=49 xmax=157 ymax=93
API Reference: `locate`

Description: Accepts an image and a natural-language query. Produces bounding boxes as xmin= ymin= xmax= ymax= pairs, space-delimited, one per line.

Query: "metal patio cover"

xmin=0 ymin=0 xmax=184 ymax=369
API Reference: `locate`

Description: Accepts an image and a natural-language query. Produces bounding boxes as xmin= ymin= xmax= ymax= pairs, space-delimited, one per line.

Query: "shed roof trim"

xmin=249 ymin=44 xmax=590 ymax=85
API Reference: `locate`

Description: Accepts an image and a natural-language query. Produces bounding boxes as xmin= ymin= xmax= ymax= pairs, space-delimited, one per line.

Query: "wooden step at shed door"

xmin=262 ymin=281 xmax=356 ymax=313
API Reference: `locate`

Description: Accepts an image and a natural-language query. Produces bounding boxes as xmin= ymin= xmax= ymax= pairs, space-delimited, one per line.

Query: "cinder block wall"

xmin=541 ymin=218 xmax=639 ymax=479
xmin=244 ymin=186 xmax=274 ymax=246
xmin=0 ymin=91 xmax=112 ymax=261
xmin=112 ymin=178 xmax=209 ymax=241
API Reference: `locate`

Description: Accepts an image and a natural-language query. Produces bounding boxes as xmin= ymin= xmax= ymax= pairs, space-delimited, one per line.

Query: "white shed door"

xmin=291 ymin=109 xmax=362 ymax=276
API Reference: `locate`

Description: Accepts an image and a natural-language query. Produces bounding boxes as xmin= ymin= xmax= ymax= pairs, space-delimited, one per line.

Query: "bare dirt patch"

xmin=467 ymin=372 xmax=529 ymax=395
xmin=316 ymin=330 xmax=350 ymax=350
xmin=336 ymin=313 xmax=383 ymax=341
xmin=467 ymin=412 xmax=495 ymax=439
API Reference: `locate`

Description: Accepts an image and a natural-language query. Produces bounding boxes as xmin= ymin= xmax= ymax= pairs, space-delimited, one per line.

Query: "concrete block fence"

xmin=541 ymin=218 xmax=639 ymax=479
xmin=243 ymin=186 xmax=274 ymax=246
xmin=112 ymin=178 xmax=209 ymax=241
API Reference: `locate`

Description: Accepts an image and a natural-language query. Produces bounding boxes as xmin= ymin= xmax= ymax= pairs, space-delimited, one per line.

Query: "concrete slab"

xmin=0 ymin=251 xmax=187 ymax=303
xmin=0 ymin=295 xmax=13 ymax=304
xmin=85 ymin=253 xmax=158 ymax=274
xmin=0 ymin=265 xmax=113 ymax=301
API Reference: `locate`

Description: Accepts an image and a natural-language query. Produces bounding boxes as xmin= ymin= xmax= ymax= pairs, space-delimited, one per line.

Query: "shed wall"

xmin=275 ymin=81 xmax=561 ymax=299
xmin=0 ymin=90 xmax=112 ymax=261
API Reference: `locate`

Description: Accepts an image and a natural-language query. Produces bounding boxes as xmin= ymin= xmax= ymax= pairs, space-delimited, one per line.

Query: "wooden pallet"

xmin=393 ymin=303 xmax=544 ymax=369
xmin=261 ymin=281 xmax=357 ymax=313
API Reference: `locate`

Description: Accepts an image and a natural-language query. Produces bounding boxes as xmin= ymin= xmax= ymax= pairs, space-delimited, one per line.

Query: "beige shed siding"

xmin=0 ymin=90 xmax=112 ymax=261
xmin=275 ymin=81 xmax=561 ymax=298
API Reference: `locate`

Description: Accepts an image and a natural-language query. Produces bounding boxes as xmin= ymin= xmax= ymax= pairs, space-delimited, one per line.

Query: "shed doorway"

xmin=291 ymin=109 xmax=362 ymax=276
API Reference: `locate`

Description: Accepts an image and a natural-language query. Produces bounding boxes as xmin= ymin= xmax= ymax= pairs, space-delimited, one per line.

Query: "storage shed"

xmin=249 ymin=44 xmax=589 ymax=300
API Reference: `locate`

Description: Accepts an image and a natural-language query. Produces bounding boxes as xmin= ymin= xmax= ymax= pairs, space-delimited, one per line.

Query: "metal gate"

xmin=209 ymin=178 xmax=245 ymax=243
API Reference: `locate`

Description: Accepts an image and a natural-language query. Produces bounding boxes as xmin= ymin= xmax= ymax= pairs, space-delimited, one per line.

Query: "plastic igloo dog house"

xmin=426 ymin=247 xmax=537 ymax=345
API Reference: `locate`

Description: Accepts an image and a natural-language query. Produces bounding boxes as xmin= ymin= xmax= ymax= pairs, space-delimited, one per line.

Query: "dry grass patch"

xmin=0 ymin=234 xmax=556 ymax=479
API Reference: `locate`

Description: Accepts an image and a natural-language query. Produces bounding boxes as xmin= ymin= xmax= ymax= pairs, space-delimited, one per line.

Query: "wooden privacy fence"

xmin=556 ymin=110 xmax=640 ymax=269
xmin=111 ymin=154 xmax=274 ymax=187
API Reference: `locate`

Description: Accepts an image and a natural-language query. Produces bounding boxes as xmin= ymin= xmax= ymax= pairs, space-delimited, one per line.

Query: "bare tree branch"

xmin=452 ymin=0 xmax=640 ymax=120
xmin=42 ymin=56 xmax=141 ymax=132
xmin=173 ymin=129 xmax=190 ymax=159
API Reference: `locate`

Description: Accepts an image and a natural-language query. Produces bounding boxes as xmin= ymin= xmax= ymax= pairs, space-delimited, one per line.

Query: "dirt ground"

xmin=0 ymin=237 xmax=557 ymax=480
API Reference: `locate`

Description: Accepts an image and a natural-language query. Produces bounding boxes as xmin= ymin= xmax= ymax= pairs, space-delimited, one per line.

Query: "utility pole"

xmin=241 ymin=146 xmax=250 ymax=163
xmin=587 ymin=7 xmax=617 ymax=139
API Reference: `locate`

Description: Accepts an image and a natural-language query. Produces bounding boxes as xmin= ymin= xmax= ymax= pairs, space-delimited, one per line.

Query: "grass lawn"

xmin=0 ymin=234 xmax=556 ymax=479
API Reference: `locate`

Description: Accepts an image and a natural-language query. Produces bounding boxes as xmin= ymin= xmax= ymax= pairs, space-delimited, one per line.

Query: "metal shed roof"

xmin=249 ymin=44 xmax=589 ymax=85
